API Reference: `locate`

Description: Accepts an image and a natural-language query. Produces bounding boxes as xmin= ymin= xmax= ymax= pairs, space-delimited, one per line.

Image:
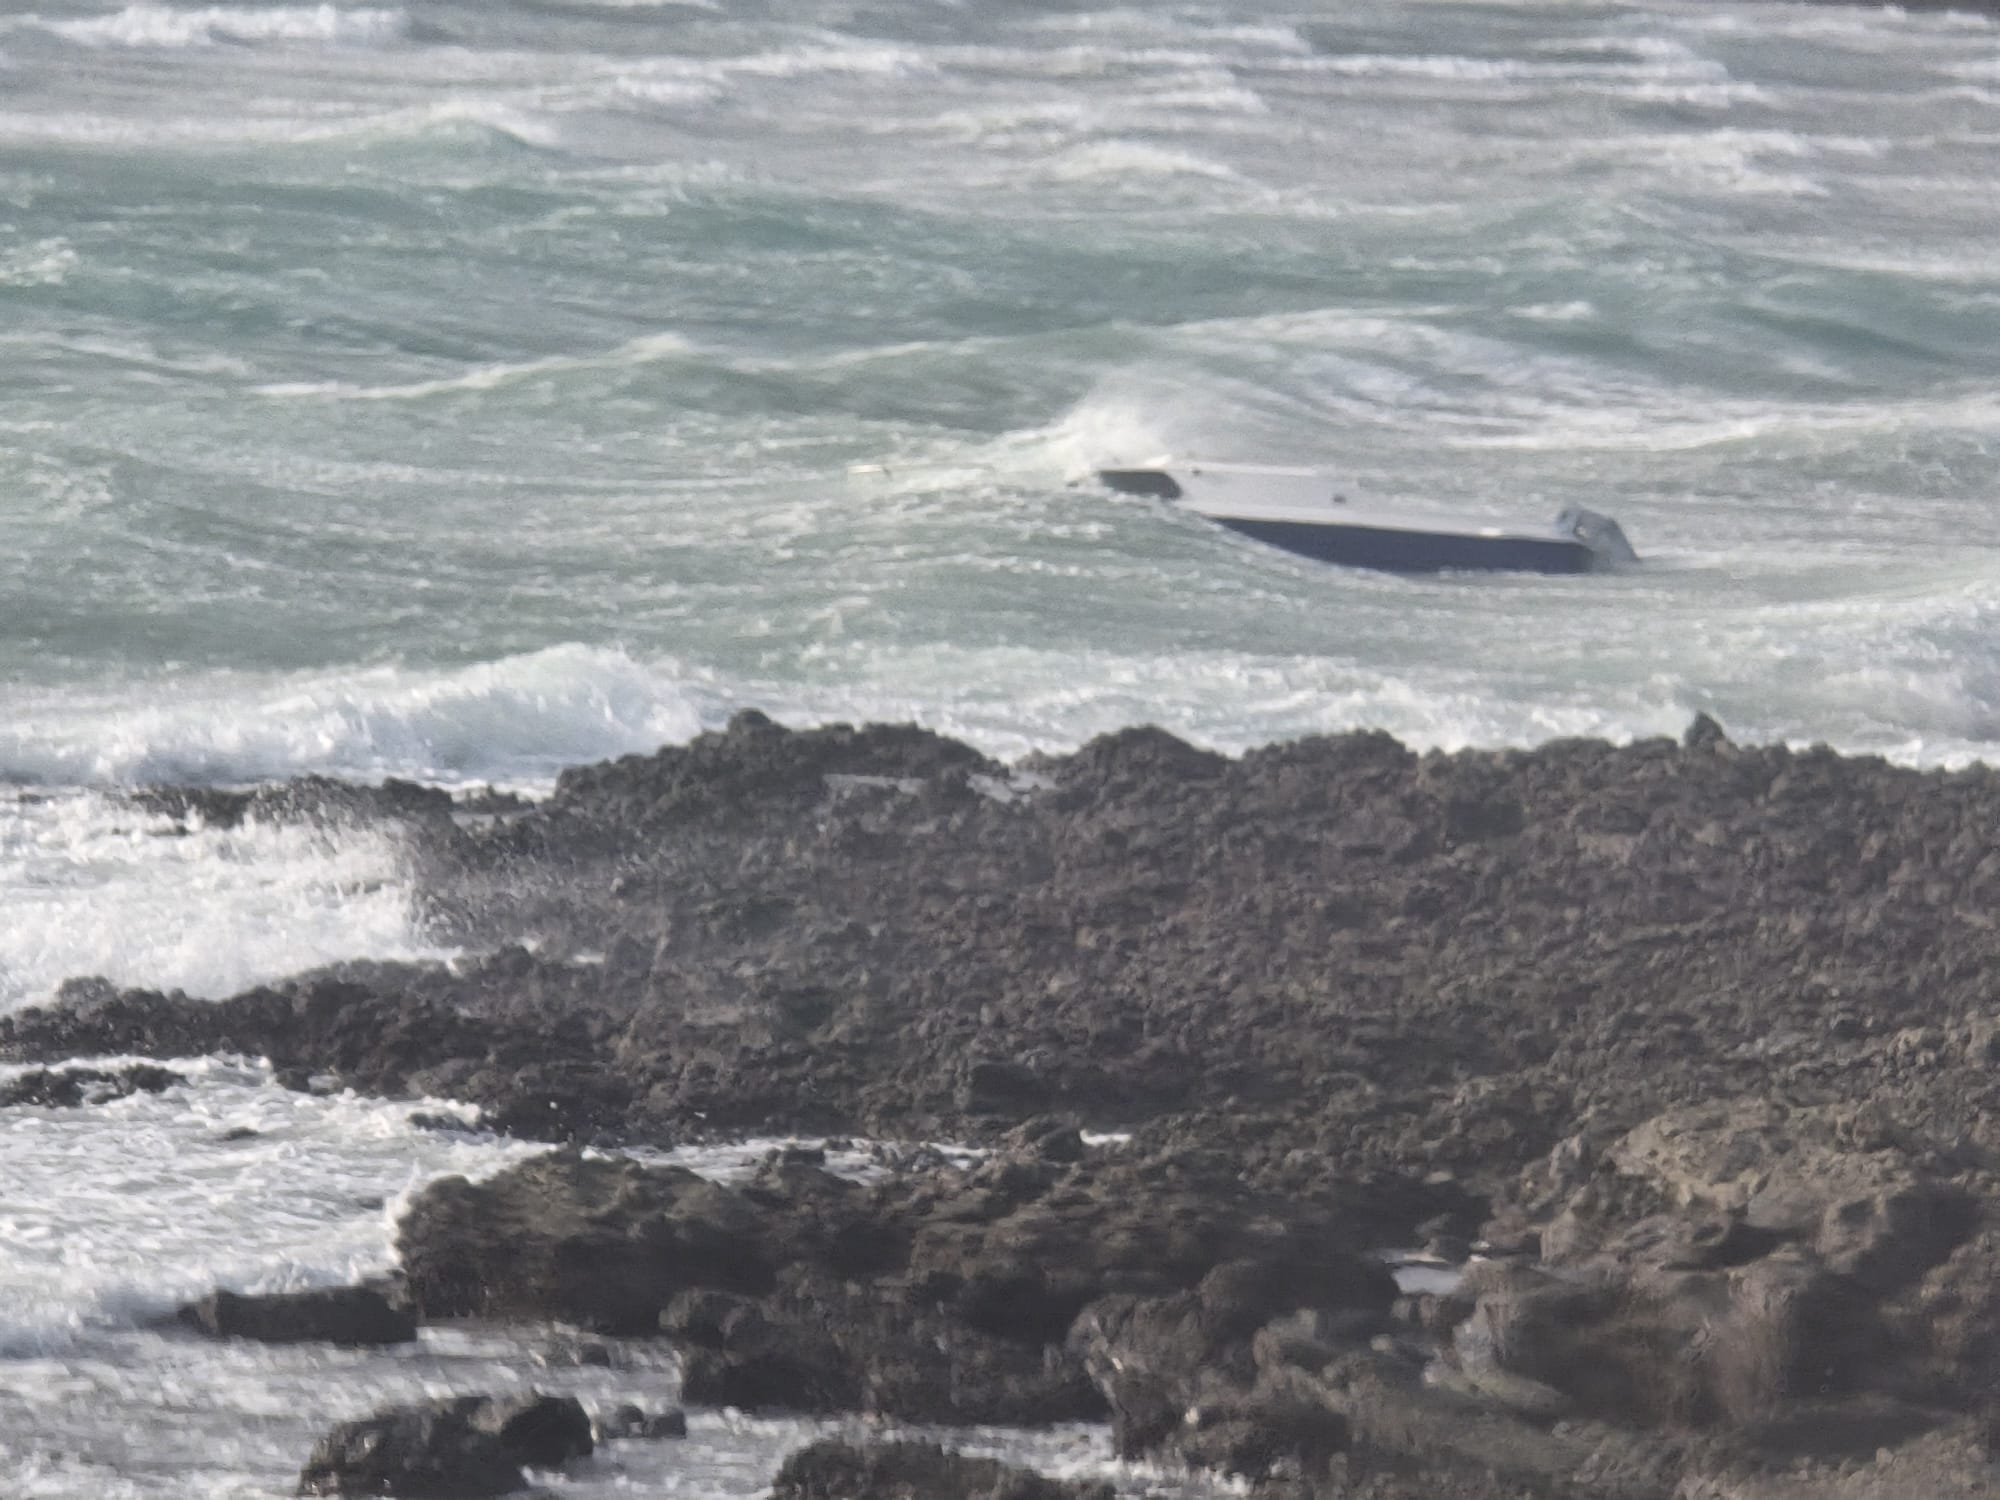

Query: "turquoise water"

xmin=2 ymin=0 xmax=1998 ymax=785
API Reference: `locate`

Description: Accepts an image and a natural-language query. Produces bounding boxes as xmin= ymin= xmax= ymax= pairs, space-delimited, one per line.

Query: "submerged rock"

xmin=131 ymin=774 xmax=455 ymax=833
xmin=0 ymin=1062 xmax=183 ymax=1109
xmin=765 ymin=1439 xmax=1113 ymax=1500
xmin=178 ymin=1286 xmax=416 ymax=1347
xmin=297 ymin=1405 xmax=518 ymax=1498
xmin=296 ymin=1393 xmax=589 ymax=1498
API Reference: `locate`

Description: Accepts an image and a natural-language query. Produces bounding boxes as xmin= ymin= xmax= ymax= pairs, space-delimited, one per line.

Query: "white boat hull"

xmin=1097 ymin=463 xmax=1636 ymax=576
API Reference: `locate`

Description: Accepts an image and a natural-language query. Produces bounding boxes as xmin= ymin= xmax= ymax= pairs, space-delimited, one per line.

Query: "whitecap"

xmin=40 ymin=3 xmax=406 ymax=50
xmin=0 ymin=644 xmax=713 ymax=793
xmin=0 ymin=1056 xmax=535 ymax=1353
xmin=255 ymin=332 xmax=695 ymax=402
xmin=1039 ymin=140 xmax=1239 ymax=183
xmin=723 ymin=40 xmax=935 ymax=81
xmin=1511 ymin=301 xmax=1597 ymax=323
xmin=0 ymin=237 xmax=74 ymax=287
xmin=0 ymin=794 xmax=445 ymax=1013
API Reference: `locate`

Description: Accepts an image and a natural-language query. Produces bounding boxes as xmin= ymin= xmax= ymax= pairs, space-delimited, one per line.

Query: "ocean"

xmin=1 ymin=0 xmax=1997 ymax=1492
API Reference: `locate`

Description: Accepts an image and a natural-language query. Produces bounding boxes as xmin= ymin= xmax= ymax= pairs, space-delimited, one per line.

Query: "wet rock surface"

xmin=177 ymin=1286 xmax=417 ymax=1347
xmin=296 ymin=1392 xmax=590 ymax=1497
xmin=766 ymin=1438 xmax=1114 ymax=1500
xmin=396 ymin=1139 xmax=1393 ymax=1427
xmin=0 ymin=1062 xmax=183 ymax=1108
xmin=11 ymin=714 xmax=2000 ymax=1495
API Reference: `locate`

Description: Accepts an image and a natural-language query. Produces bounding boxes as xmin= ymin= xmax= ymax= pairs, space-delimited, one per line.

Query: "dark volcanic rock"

xmin=18 ymin=715 xmax=2000 ymax=1208
xmin=672 ymin=1269 xmax=1102 ymax=1425
xmin=398 ymin=1141 xmax=1390 ymax=1426
xmin=1471 ymin=1098 xmax=1983 ymax=1439
xmin=0 ymin=1062 xmax=182 ymax=1108
xmin=399 ymin=1151 xmax=778 ymax=1333
xmin=132 ymin=775 xmax=455 ymax=832
xmin=547 ymin=709 xmax=997 ymax=837
xmin=297 ymin=1404 xmax=519 ymax=1498
xmin=178 ymin=1286 xmax=416 ymax=1347
xmin=297 ymin=1393 xmax=589 ymax=1497
xmin=17 ymin=715 xmax=2000 ymax=1489
xmin=766 ymin=1439 xmax=1113 ymax=1500
xmin=469 ymin=1393 xmax=593 ymax=1468
xmin=0 ymin=971 xmax=629 ymax=1144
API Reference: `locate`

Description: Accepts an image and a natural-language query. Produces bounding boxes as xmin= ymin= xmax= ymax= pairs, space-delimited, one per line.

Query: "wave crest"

xmin=40 ymin=3 xmax=406 ymax=50
xmin=0 ymin=645 xmax=714 ymax=792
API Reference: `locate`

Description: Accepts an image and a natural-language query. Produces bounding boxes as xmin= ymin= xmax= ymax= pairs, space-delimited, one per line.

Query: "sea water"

xmin=2 ymin=0 xmax=1997 ymax=1491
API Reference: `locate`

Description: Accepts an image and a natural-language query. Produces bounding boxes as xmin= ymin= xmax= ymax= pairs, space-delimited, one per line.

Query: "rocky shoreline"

xmin=7 ymin=713 xmax=2000 ymax=1496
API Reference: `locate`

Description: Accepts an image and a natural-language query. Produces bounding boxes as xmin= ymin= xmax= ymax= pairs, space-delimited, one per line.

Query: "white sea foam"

xmin=0 ymin=1069 xmax=1187 ymax=1496
xmin=0 ymin=644 xmax=712 ymax=792
xmin=1447 ymin=389 xmax=2000 ymax=455
xmin=1530 ymin=34 xmax=1707 ymax=64
xmin=928 ymin=99 xmax=1095 ymax=146
xmin=1285 ymin=50 xmax=1728 ymax=86
xmin=0 ymin=1056 xmax=534 ymax=1354
xmin=1511 ymin=300 xmax=1596 ymax=323
xmin=725 ymin=40 xmax=934 ymax=81
xmin=1024 ymin=12 xmax=1309 ymax=55
xmin=1300 ymin=53 xmax=1531 ymax=81
xmin=612 ymin=74 xmax=726 ymax=109
xmin=255 ymin=332 xmax=695 ymax=401
xmin=699 ymin=625 xmax=1706 ymax=767
xmin=1134 ymin=82 xmax=1270 ymax=116
xmin=38 ymin=3 xmax=406 ymax=50
xmin=1039 ymin=141 xmax=1240 ymax=183
xmin=1674 ymin=6 xmax=1990 ymax=42
xmin=0 ymin=93 xmax=576 ymax=152
xmin=963 ymin=41 xmax=1245 ymax=83
xmin=0 ymin=793 xmax=445 ymax=1013
xmin=1614 ymin=79 xmax=1775 ymax=108
xmin=0 ymin=237 xmax=74 ymax=287
xmin=336 ymin=97 xmax=568 ymax=150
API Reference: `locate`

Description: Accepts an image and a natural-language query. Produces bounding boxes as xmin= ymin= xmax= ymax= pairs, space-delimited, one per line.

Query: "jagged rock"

xmin=1897 ymin=1229 xmax=2000 ymax=1402
xmin=765 ymin=1439 xmax=1113 ymax=1500
xmin=1675 ymin=1420 xmax=2000 ymax=1498
xmin=178 ymin=1286 xmax=416 ymax=1347
xmin=398 ymin=1151 xmax=777 ymax=1333
xmin=675 ymin=1269 xmax=1101 ymax=1424
xmin=133 ymin=775 xmax=454 ymax=833
xmin=1069 ymin=1243 xmax=1397 ymax=1465
xmin=1684 ymin=713 xmax=1730 ymax=751
xmin=15 ymin=721 xmax=2000 ymax=1215
xmin=401 ymin=1140 xmax=1389 ymax=1428
xmin=1488 ymin=1099 xmax=1983 ymax=1438
xmin=468 ymin=1393 xmax=592 ymax=1468
xmin=297 ymin=1404 xmax=518 ymax=1497
xmin=296 ymin=1394 xmax=590 ymax=1497
xmin=1448 ymin=1215 xmax=1948 ymax=1440
xmin=0 ymin=1062 xmax=183 ymax=1108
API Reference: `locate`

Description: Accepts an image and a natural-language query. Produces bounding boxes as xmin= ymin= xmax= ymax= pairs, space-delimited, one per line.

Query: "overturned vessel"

xmin=1097 ymin=462 xmax=1637 ymax=576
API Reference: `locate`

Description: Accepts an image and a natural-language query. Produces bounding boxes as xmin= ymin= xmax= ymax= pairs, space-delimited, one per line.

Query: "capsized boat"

xmin=1097 ymin=461 xmax=1637 ymax=576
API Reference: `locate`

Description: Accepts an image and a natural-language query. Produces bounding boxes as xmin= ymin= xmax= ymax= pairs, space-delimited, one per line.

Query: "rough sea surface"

xmin=1 ymin=0 xmax=1997 ymax=1493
